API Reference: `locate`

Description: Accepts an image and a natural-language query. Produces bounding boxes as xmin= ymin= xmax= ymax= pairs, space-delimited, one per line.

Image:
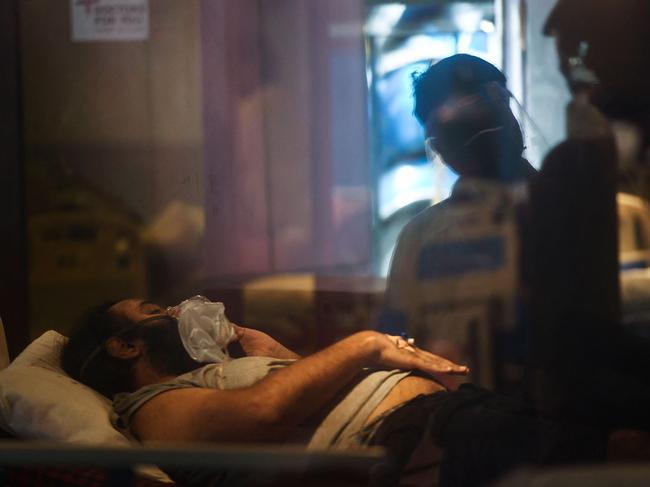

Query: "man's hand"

xmin=361 ymin=331 xmax=469 ymax=378
xmin=232 ymin=324 xmax=300 ymax=359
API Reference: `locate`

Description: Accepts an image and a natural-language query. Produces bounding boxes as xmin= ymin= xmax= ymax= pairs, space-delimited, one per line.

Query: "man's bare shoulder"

xmin=130 ymin=385 xmax=282 ymax=444
xmin=131 ymin=387 xmax=220 ymax=442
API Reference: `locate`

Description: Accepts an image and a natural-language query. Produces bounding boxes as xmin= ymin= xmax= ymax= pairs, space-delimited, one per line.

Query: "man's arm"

xmin=131 ymin=331 xmax=467 ymax=444
xmin=232 ymin=324 xmax=300 ymax=359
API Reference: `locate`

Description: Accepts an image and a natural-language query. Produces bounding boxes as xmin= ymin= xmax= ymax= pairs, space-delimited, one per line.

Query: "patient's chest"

xmin=186 ymin=356 xmax=295 ymax=390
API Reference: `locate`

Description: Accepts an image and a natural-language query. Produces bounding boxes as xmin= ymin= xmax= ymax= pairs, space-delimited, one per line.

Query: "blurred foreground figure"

xmin=525 ymin=0 xmax=650 ymax=430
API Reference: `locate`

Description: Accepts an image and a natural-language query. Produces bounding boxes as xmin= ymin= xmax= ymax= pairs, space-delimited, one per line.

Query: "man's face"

xmin=424 ymin=88 xmax=524 ymax=179
xmin=109 ymin=298 xmax=176 ymax=323
xmin=109 ymin=299 xmax=199 ymax=377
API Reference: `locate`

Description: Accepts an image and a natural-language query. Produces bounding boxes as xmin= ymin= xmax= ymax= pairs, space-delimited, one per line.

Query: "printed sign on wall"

xmin=71 ymin=0 xmax=149 ymax=42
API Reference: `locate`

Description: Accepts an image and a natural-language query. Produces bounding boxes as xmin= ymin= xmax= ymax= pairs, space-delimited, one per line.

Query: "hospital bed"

xmin=0 ymin=318 xmax=383 ymax=486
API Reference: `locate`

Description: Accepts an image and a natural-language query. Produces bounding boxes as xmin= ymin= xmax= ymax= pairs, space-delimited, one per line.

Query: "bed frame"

xmin=0 ymin=441 xmax=383 ymax=486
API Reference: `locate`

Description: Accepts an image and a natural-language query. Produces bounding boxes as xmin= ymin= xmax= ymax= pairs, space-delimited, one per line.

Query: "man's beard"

xmin=141 ymin=317 xmax=203 ymax=377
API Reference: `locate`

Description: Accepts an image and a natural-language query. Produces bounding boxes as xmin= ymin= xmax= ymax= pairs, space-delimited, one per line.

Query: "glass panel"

xmin=8 ymin=0 xmax=650 ymax=483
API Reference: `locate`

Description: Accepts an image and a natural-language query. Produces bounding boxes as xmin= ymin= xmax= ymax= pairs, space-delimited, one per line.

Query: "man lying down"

xmin=61 ymin=298 xmax=614 ymax=486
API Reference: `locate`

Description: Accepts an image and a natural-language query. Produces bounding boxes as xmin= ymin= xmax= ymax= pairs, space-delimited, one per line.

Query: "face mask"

xmin=176 ymin=295 xmax=237 ymax=363
xmin=425 ymin=82 xmax=525 ymax=178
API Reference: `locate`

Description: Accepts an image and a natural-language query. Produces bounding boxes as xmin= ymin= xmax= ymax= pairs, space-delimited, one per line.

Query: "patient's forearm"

xmin=248 ymin=331 xmax=376 ymax=431
xmin=233 ymin=325 xmax=301 ymax=359
xmin=215 ymin=331 xmax=465 ymax=440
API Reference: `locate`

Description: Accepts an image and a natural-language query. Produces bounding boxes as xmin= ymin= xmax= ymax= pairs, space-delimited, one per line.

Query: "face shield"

xmin=425 ymin=82 xmax=549 ymax=176
xmin=425 ymin=85 xmax=519 ymax=178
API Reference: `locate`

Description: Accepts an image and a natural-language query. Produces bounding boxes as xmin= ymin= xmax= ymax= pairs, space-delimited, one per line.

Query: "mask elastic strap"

xmin=78 ymin=343 xmax=107 ymax=382
xmin=78 ymin=324 xmax=133 ymax=382
xmin=79 ymin=315 xmax=177 ymax=379
xmin=463 ymin=126 xmax=504 ymax=147
xmin=78 ymin=315 xmax=176 ymax=382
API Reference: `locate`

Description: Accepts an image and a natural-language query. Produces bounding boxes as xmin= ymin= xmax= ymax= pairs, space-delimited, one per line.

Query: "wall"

xmin=20 ymin=0 xmax=204 ymax=220
xmin=0 ymin=0 xmax=29 ymax=356
xmin=20 ymin=0 xmax=204 ymax=332
xmin=201 ymin=0 xmax=372 ymax=280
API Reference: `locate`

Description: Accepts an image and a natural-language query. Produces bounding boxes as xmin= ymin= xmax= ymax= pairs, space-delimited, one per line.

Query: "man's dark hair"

xmin=412 ymin=53 xmax=507 ymax=127
xmin=62 ymin=301 xmax=139 ymax=398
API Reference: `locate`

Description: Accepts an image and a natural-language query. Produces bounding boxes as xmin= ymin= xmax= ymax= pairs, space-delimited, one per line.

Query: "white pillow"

xmin=0 ymin=330 xmax=171 ymax=482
